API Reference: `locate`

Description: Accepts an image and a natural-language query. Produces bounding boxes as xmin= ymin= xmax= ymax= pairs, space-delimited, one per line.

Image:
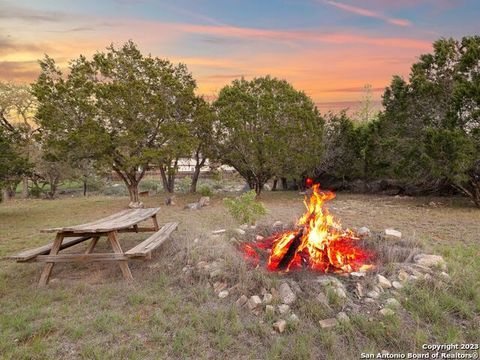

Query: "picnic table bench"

xmin=9 ymin=208 xmax=178 ymax=286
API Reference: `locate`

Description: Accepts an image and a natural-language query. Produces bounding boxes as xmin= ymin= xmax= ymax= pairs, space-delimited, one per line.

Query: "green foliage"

xmin=214 ymin=76 xmax=323 ymax=194
xmin=198 ymin=184 xmax=213 ymax=197
xmin=32 ymin=41 xmax=197 ymax=203
xmin=177 ymin=177 xmax=191 ymax=193
xmin=139 ymin=179 xmax=160 ymax=193
xmin=223 ymin=190 xmax=267 ymax=224
xmin=364 ymin=36 xmax=480 ymax=205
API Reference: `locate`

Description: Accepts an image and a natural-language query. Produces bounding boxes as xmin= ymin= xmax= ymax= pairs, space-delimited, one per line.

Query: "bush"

xmin=223 ymin=190 xmax=267 ymax=225
xmin=177 ymin=177 xmax=191 ymax=193
xmin=139 ymin=179 xmax=160 ymax=193
xmin=102 ymin=183 xmax=128 ymax=196
xmin=199 ymin=184 xmax=213 ymax=197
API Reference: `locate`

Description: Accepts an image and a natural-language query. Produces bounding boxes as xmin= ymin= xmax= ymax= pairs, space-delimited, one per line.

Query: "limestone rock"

xmin=212 ymin=229 xmax=226 ymax=235
xmin=289 ymin=313 xmax=300 ymax=325
xmin=272 ymin=220 xmax=283 ymax=228
xmin=334 ymin=287 xmax=347 ymax=299
xmin=273 ymin=319 xmax=287 ymax=333
xmin=384 ymin=229 xmax=402 ymax=239
xmin=248 ymin=295 xmax=262 ymax=310
xmin=379 ymin=308 xmax=395 ymax=316
xmin=263 ymin=293 xmax=273 ymax=304
xmin=278 ymin=304 xmax=290 ymax=315
xmin=218 ymin=290 xmax=229 ymax=299
xmin=413 ymin=254 xmax=446 ymax=270
xmin=279 ymin=282 xmax=296 ymax=305
xmin=265 ymin=305 xmax=275 ymax=317
xmin=367 ymin=291 xmax=380 ymax=299
xmin=386 ymin=298 xmax=401 ymax=308
xmin=350 ymin=271 xmax=366 ymax=278
xmin=236 ymin=295 xmax=248 ymax=308
xmin=319 ymin=318 xmax=338 ymax=329
xmin=356 ymin=283 xmax=365 ymax=298
xmin=377 ymin=274 xmax=392 ymax=289
xmin=357 ymin=227 xmax=371 ymax=237
xmin=336 ymin=312 xmax=350 ymax=323
xmin=185 ymin=202 xmax=201 ymax=210
xmin=235 ymin=228 xmax=246 ymax=236
xmin=198 ymin=196 xmax=210 ymax=207
xmin=316 ymin=292 xmax=329 ymax=305
xmin=398 ymin=269 xmax=409 ymax=282
xmin=392 ymin=281 xmax=403 ymax=290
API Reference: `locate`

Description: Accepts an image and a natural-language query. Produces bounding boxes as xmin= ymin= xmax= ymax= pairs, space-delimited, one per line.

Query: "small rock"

xmin=440 ymin=271 xmax=450 ymax=280
xmin=235 ymin=228 xmax=246 ymax=236
xmin=263 ymin=293 xmax=273 ymax=304
xmin=236 ymin=295 xmax=248 ymax=308
xmin=239 ymin=224 xmax=249 ymax=230
xmin=218 ymin=290 xmax=229 ymax=299
xmin=198 ymin=196 xmax=210 ymax=207
xmin=273 ymin=319 xmax=287 ymax=333
xmin=319 ymin=318 xmax=338 ymax=329
xmin=271 ymin=288 xmax=279 ymax=299
xmin=278 ymin=304 xmax=290 ymax=315
xmin=356 ymin=283 xmax=365 ymax=298
xmin=279 ymin=282 xmax=296 ymax=304
xmin=423 ymin=273 xmax=433 ymax=281
xmin=413 ymin=254 xmax=446 ymax=270
xmin=265 ymin=305 xmax=275 ymax=317
xmin=248 ymin=295 xmax=262 ymax=310
xmin=367 ymin=291 xmax=380 ymax=299
xmin=272 ymin=221 xmax=283 ymax=228
xmin=212 ymin=229 xmax=226 ymax=235
xmin=334 ymin=287 xmax=347 ymax=299
xmin=398 ymin=269 xmax=409 ymax=282
xmin=381 ymin=350 xmax=389 ymax=355
xmin=364 ymin=298 xmax=375 ymax=303
xmin=336 ymin=312 xmax=350 ymax=323
xmin=255 ymin=235 xmax=264 ymax=241
xmin=379 ymin=308 xmax=395 ymax=316
xmin=289 ymin=313 xmax=300 ymax=325
xmin=386 ymin=298 xmax=401 ymax=308
xmin=357 ymin=227 xmax=371 ymax=237
xmin=392 ymin=281 xmax=403 ymax=290
xmin=384 ymin=229 xmax=402 ymax=239
xmin=350 ymin=271 xmax=366 ymax=278
xmin=377 ymin=274 xmax=392 ymax=289
xmin=213 ymin=282 xmax=227 ymax=293
xmin=185 ymin=202 xmax=201 ymax=210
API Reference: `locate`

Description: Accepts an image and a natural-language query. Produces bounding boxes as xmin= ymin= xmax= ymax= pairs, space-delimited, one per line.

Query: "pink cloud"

xmin=324 ymin=0 xmax=412 ymax=27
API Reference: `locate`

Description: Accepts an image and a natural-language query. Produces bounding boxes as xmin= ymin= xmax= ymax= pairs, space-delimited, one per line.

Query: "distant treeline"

xmin=0 ymin=36 xmax=478 ymax=207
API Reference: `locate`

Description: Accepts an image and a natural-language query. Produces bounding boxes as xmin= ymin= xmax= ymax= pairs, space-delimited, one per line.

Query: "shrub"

xmin=177 ymin=177 xmax=191 ymax=193
xmin=139 ymin=179 xmax=160 ymax=193
xmin=199 ymin=184 xmax=213 ymax=197
xmin=223 ymin=190 xmax=267 ymax=225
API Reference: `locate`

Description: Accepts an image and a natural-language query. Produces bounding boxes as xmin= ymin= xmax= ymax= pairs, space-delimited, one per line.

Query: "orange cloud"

xmin=324 ymin=0 xmax=411 ymax=27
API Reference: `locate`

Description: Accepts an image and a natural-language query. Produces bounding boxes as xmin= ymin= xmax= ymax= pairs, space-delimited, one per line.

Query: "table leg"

xmin=38 ymin=233 xmax=64 ymax=287
xmin=152 ymin=214 xmax=159 ymax=231
xmin=107 ymin=231 xmax=133 ymax=281
xmin=85 ymin=236 xmax=100 ymax=254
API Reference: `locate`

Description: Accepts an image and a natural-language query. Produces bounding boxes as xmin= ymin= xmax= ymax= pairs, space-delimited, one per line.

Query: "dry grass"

xmin=0 ymin=191 xmax=479 ymax=359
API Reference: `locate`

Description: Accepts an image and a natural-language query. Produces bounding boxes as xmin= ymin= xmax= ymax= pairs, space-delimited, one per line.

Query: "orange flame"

xmin=243 ymin=184 xmax=373 ymax=273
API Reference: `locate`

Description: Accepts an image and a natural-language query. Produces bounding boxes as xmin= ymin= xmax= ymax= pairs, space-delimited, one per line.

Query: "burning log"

xmin=277 ymin=228 xmax=304 ymax=270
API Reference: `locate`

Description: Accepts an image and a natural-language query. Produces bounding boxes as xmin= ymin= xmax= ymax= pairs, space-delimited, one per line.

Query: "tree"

xmin=189 ymin=97 xmax=215 ymax=193
xmin=0 ymin=127 xmax=30 ymax=201
xmin=33 ymin=41 xmax=197 ymax=207
xmin=0 ymin=81 xmax=37 ymax=198
xmin=355 ymin=84 xmax=379 ymax=123
xmin=366 ymin=36 xmax=480 ymax=205
xmin=214 ymin=76 xmax=323 ymax=195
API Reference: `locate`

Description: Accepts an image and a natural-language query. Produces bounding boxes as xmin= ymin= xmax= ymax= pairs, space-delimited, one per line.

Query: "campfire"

xmin=242 ymin=184 xmax=374 ymax=273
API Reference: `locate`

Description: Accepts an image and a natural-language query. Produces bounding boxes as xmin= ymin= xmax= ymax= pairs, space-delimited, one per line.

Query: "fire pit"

xmin=241 ymin=184 xmax=374 ymax=273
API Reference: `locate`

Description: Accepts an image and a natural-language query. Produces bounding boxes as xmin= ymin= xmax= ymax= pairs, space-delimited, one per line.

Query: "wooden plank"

xmin=35 ymin=253 xmax=127 ymax=262
xmin=125 ymin=222 xmax=178 ymax=258
xmin=107 ymin=231 xmax=134 ymax=281
xmin=84 ymin=236 xmax=100 ymax=254
xmin=9 ymin=236 xmax=92 ymax=261
xmin=41 ymin=208 xmax=161 ymax=233
xmin=38 ymin=233 xmax=64 ymax=287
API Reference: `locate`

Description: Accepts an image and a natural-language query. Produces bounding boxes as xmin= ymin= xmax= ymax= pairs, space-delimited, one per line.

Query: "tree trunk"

xmin=160 ymin=167 xmax=174 ymax=193
xmin=22 ymin=176 xmax=29 ymax=198
xmin=127 ymin=182 xmax=140 ymax=203
xmin=83 ymin=176 xmax=87 ymax=196
xmin=1 ymin=188 xmax=12 ymax=202
xmin=281 ymin=177 xmax=288 ymax=190
xmin=272 ymin=178 xmax=278 ymax=191
xmin=190 ymin=158 xmax=206 ymax=193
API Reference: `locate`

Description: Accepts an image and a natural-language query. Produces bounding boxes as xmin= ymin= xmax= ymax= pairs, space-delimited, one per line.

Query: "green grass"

xmin=0 ymin=191 xmax=479 ymax=359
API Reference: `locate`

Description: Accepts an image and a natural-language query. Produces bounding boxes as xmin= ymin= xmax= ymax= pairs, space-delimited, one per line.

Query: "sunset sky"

xmin=1 ymin=0 xmax=479 ymax=112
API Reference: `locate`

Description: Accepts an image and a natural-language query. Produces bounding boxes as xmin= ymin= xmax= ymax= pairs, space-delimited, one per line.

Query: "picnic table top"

xmin=41 ymin=207 xmax=161 ymax=234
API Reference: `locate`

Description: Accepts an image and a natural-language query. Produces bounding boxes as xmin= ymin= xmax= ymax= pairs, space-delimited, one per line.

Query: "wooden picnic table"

xmin=9 ymin=208 xmax=178 ymax=287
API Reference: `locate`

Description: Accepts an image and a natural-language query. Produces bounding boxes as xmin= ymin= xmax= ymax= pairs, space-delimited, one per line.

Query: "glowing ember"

xmin=242 ymin=184 xmax=374 ymax=273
